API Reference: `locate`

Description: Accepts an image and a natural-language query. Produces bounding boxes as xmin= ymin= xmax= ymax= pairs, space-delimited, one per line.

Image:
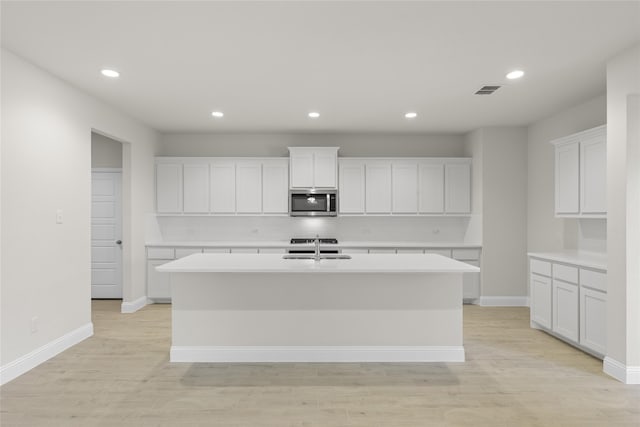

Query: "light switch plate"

xmin=56 ymin=209 xmax=63 ymax=224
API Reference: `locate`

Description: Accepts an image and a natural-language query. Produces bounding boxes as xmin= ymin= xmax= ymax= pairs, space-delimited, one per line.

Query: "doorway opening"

xmin=91 ymin=132 xmax=123 ymax=300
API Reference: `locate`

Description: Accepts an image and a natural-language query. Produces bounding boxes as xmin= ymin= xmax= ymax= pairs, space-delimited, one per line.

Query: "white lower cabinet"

xmin=552 ymin=279 xmax=579 ymax=342
xmin=530 ymin=273 xmax=552 ymax=329
xmin=580 ymin=287 xmax=607 ymax=354
xmin=529 ymin=255 xmax=607 ymax=358
xmin=147 ymin=259 xmax=172 ymax=300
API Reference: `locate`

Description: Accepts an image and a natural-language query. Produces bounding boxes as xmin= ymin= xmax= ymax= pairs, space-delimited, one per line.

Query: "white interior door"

xmin=91 ymin=170 xmax=123 ymax=299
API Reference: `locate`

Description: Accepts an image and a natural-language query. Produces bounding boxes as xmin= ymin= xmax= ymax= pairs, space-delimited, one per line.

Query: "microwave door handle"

xmin=327 ymin=194 xmax=330 ymax=212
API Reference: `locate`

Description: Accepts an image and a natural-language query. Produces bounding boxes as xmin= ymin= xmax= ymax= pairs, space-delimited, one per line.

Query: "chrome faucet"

xmin=314 ymin=234 xmax=321 ymax=261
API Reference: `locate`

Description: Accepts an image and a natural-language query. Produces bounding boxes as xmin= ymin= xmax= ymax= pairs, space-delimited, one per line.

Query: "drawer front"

xmin=175 ymin=248 xmax=203 ymax=258
xmin=147 ymin=248 xmax=175 ymax=260
xmin=580 ymin=268 xmax=607 ymax=292
xmin=368 ymin=249 xmax=397 ymax=254
xmin=553 ymin=263 xmax=579 ymax=284
xmin=341 ymin=248 xmax=369 ymax=254
xmin=530 ymin=258 xmax=551 ymax=277
xmin=424 ymin=249 xmax=452 ymax=258
xmin=452 ymin=249 xmax=480 ymax=261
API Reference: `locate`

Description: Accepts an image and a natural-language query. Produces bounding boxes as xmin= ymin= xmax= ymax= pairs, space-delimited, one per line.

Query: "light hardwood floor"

xmin=1 ymin=301 xmax=639 ymax=426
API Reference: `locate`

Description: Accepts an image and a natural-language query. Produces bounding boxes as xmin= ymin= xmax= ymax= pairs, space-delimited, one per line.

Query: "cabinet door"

xmin=147 ymin=259 xmax=171 ymax=300
xmin=553 ymin=279 xmax=579 ymax=342
xmin=418 ymin=161 xmax=444 ymax=213
xmin=236 ymin=161 xmax=262 ymax=213
xmin=210 ymin=162 xmax=236 ymax=213
xmin=338 ymin=160 xmax=365 ymax=213
xmin=182 ymin=163 xmax=210 ymax=213
xmin=365 ymin=162 xmax=392 ymax=213
xmin=392 ymin=162 xmax=418 ymax=213
xmin=462 ymin=260 xmax=481 ymax=300
xmin=313 ymin=148 xmax=338 ymax=188
xmin=262 ymin=159 xmax=289 ymax=214
xmin=580 ymin=136 xmax=607 ymax=214
xmin=530 ymin=274 xmax=552 ymax=329
xmin=555 ymin=142 xmax=580 ymax=215
xmin=156 ymin=163 xmax=182 ymax=213
xmin=580 ymin=287 xmax=607 ymax=355
xmin=445 ymin=162 xmax=471 ymax=213
xmin=289 ymin=150 xmax=314 ymax=188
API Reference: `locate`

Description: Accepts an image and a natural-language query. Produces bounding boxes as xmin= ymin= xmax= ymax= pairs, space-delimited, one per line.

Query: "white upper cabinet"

xmin=338 ymin=160 xmax=366 ymax=214
xmin=156 ymin=162 xmax=183 ymax=213
xmin=555 ymin=140 xmax=580 ymax=215
xmin=262 ymin=159 xmax=289 ymax=214
xmin=445 ymin=161 xmax=471 ymax=214
xmin=182 ymin=163 xmax=209 ymax=213
xmin=365 ymin=161 xmax=392 ymax=213
xmin=580 ymin=132 xmax=607 ymax=214
xmin=392 ymin=161 xmax=418 ymax=213
xmin=235 ymin=161 xmax=262 ymax=214
xmin=210 ymin=161 xmax=236 ymax=213
xmin=552 ymin=125 xmax=606 ymax=218
xmin=288 ymin=147 xmax=338 ymax=189
xmin=418 ymin=161 xmax=445 ymax=213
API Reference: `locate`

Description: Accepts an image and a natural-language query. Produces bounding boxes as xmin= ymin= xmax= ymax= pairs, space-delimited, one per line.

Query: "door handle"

xmin=116 ymin=240 xmax=122 ymax=245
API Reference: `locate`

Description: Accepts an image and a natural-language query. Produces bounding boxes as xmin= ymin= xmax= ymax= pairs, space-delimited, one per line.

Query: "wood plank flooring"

xmin=1 ymin=301 xmax=639 ymax=426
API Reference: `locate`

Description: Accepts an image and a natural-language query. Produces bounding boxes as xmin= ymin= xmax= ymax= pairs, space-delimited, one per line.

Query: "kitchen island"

xmin=157 ymin=253 xmax=479 ymax=363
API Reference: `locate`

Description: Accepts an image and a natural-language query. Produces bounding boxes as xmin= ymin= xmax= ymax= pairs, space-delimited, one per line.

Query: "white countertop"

xmin=528 ymin=251 xmax=607 ymax=270
xmin=146 ymin=240 xmax=482 ymax=249
xmin=156 ymin=253 xmax=481 ymax=274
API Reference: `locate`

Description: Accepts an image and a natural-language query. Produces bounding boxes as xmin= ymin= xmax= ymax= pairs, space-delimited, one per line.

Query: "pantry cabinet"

xmin=551 ymin=125 xmax=606 ymax=217
xmin=288 ymin=147 xmax=338 ymax=189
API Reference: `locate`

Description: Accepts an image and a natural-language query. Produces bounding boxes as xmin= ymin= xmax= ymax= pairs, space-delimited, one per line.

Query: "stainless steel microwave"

xmin=289 ymin=189 xmax=338 ymax=217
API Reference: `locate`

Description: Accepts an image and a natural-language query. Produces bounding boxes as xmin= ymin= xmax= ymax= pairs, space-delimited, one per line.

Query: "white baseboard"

xmin=479 ymin=296 xmax=529 ymax=307
xmin=170 ymin=345 xmax=465 ymax=363
xmin=0 ymin=323 xmax=93 ymax=386
xmin=120 ymin=296 xmax=148 ymax=313
xmin=603 ymin=357 xmax=640 ymax=384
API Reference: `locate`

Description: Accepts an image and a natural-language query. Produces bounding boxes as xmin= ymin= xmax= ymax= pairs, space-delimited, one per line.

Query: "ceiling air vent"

xmin=475 ymin=85 xmax=501 ymax=95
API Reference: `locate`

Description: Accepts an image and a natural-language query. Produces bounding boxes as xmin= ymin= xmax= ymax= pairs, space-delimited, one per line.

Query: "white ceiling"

xmin=2 ymin=1 xmax=639 ymax=134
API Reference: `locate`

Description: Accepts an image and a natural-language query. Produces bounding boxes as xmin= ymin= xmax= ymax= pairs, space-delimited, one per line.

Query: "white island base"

xmin=158 ymin=253 xmax=478 ymax=363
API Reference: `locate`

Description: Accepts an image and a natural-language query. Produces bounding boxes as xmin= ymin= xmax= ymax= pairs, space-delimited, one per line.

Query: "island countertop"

xmin=156 ymin=253 xmax=480 ymax=274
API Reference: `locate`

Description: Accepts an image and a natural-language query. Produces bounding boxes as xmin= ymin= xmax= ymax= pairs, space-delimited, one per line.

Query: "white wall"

xmin=159 ymin=133 xmax=466 ymax=157
xmin=464 ymin=128 xmax=528 ymax=300
xmin=91 ymin=132 xmax=122 ymax=168
xmin=0 ymin=49 xmax=158 ymax=382
xmin=605 ymin=44 xmax=640 ymax=381
xmin=526 ymin=95 xmax=606 ymax=253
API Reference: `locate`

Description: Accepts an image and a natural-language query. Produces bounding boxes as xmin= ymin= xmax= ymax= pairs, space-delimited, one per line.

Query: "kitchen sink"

xmin=282 ymin=254 xmax=352 ymax=260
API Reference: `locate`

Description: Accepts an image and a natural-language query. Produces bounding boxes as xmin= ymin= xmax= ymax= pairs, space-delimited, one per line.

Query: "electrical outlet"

xmin=56 ymin=209 xmax=63 ymax=224
xmin=30 ymin=316 xmax=39 ymax=334
xmin=433 ymin=228 xmax=441 ymax=234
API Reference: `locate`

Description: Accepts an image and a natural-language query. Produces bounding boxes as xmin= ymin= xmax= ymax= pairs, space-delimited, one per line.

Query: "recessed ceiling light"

xmin=405 ymin=112 xmax=417 ymax=119
xmin=100 ymin=69 xmax=120 ymax=78
xmin=211 ymin=111 xmax=224 ymax=118
xmin=506 ymin=70 xmax=525 ymax=80
xmin=308 ymin=112 xmax=320 ymax=118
